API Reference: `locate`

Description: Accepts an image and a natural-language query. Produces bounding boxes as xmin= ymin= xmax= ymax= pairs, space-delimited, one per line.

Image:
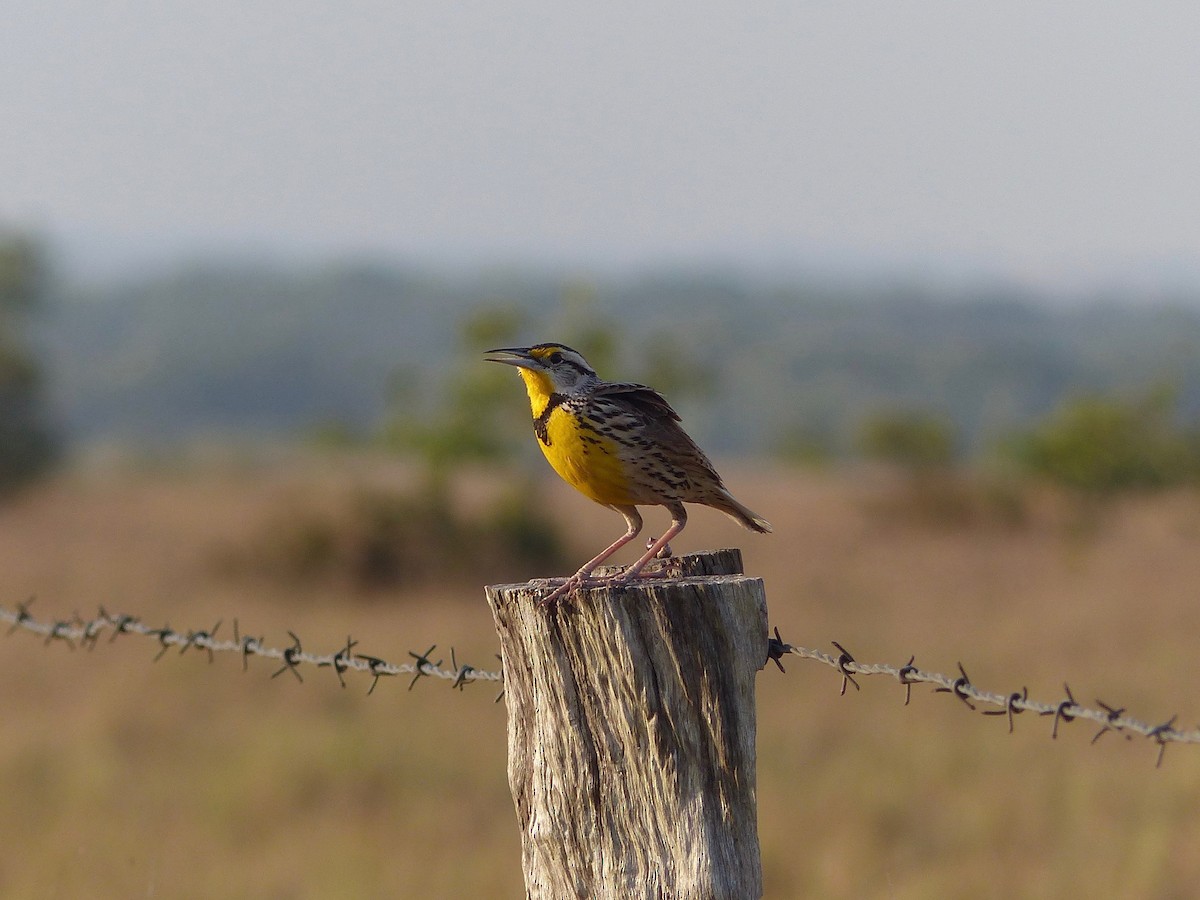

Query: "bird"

xmin=486 ymin=342 xmax=771 ymax=603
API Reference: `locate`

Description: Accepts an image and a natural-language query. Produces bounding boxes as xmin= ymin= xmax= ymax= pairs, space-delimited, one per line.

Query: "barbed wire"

xmin=767 ymin=627 xmax=1200 ymax=767
xmin=5 ymin=598 xmax=1197 ymax=766
xmin=0 ymin=598 xmax=504 ymax=698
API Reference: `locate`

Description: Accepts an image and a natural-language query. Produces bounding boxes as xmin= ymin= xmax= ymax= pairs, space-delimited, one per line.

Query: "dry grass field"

xmin=2 ymin=455 xmax=1199 ymax=898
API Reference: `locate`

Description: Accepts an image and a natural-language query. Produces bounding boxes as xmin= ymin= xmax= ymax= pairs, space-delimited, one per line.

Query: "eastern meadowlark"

xmin=487 ymin=342 xmax=771 ymax=602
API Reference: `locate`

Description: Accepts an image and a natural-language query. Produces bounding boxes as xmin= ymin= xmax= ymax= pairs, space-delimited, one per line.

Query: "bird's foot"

xmin=536 ymin=572 xmax=607 ymax=606
xmin=536 ymin=578 xmax=575 ymax=606
xmin=537 ymin=564 xmax=678 ymax=605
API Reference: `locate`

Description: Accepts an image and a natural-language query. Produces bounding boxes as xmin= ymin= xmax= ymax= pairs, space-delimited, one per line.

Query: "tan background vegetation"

xmin=3 ymin=456 xmax=1198 ymax=897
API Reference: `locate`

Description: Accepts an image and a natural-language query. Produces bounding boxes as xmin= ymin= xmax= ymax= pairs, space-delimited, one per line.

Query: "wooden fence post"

xmin=486 ymin=550 xmax=768 ymax=899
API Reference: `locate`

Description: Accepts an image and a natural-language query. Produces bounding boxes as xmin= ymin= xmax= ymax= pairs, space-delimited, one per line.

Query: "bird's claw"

xmin=536 ymin=571 xmax=615 ymax=605
xmin=537 ymin=573 xmax=591 ymax=605
xmin=537 ymin=580 xmax=573 ymax=606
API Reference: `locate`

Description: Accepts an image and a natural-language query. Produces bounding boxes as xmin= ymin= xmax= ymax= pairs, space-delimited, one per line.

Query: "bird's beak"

xmin=484 ymin=347 xmax=537 ymax=369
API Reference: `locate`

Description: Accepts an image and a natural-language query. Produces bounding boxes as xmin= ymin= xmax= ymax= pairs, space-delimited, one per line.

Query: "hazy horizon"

xmin=33 ymin=224 xmax=1200 ymax=309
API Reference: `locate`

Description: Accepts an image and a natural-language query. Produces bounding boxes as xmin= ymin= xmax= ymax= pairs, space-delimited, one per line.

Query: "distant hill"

xmin=38 ymin=261 xmax=1200 ymax=457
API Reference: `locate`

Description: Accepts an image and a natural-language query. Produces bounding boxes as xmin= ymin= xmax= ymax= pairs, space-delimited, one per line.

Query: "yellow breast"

xmin=540 ymin=405 xmax=637 ymax=506
xmin=515 ymin=368 xmax=636 ymax=506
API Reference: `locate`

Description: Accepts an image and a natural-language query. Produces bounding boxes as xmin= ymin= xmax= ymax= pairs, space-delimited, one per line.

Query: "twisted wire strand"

xmin=1 ymin=599 xmax=503 ymax=694
xmin=769 ymin=630 xmax=1199 ymax=766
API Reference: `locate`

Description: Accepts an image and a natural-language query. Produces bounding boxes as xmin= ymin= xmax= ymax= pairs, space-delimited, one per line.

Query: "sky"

xmin=3 ymin=1 xmax=1199 ymax=290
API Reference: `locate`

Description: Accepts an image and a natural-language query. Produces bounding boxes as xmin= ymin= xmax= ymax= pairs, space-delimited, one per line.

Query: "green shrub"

xmin=1004 ymin=388 xmax=1197 ymax=494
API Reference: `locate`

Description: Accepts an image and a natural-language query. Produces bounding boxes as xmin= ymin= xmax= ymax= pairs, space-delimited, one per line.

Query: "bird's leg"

xmin=613 ymin=503 xmax=687 ymax=583
xmin=538 ymin=506 xmax=643 ymax=604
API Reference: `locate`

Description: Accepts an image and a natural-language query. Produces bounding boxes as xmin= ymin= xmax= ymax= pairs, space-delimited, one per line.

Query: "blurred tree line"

xmin=10 ymin=236 xmax=1200 ymax=515
xmin=0 ymin=233 xmax=57 ymax=496
xmin=41 ymin=256 xmax=1200 ymax=461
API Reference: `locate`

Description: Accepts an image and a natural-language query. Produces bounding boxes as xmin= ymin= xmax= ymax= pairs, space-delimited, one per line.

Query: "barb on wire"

xmin=1 ymin=601 xmax=503 ymax=695
xmin=450 ymin=647 xmax=475 ymax=691
xmin=325 ymin=636 xmax=358 ymax=688
xmin=406 ymin=645 xmax=442 ymax=691
xmin=771 ymin=629 xmax=1200 ymax=767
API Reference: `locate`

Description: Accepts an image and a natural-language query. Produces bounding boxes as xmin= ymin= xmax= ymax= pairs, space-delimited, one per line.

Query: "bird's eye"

xmin=549 ymin=351 xmax=563 ymax=365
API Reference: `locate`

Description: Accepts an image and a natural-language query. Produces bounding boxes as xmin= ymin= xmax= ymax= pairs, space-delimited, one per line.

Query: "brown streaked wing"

xmin=592 ymin=382 xmax=729 ymax=499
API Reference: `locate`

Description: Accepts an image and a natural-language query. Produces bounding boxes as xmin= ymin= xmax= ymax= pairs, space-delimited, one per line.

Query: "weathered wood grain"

xmin=487 ymin=550 xmax=768 ymax=899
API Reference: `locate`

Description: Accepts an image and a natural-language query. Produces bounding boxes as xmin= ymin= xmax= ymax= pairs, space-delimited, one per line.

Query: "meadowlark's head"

xmin=485 ymin=343 xmax=600 ymax=397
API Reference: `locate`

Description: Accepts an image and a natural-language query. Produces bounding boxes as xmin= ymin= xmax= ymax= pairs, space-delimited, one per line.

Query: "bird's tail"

xmin=712 ymin=491 xmax=773 ymax=534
